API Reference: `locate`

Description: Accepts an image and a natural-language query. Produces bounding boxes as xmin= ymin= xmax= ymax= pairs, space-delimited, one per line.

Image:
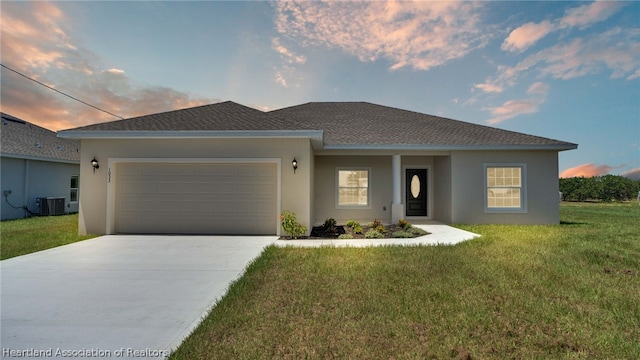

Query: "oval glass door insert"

xmin=410 ymin=175 xmax=421 ymax=198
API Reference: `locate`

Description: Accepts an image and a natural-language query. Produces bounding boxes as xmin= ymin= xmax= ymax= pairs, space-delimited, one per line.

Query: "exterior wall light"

xmin=292 ymin=158 xmax=298 ymax=173
xmin=91 ymin=157 xmax=100 ymax=173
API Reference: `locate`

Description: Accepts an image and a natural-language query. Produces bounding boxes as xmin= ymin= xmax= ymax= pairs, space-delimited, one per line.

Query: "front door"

xmin=406 ymin=169 xmax=427 ymax=216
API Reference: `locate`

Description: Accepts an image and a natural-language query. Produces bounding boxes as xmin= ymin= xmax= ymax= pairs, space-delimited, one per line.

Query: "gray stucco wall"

xmin=1 ymin=157 xmax=80 ymax=220
xmin=77 ymin=138 xmax=313 ymax=235
xmin=450 ymin=150 xmax=560 ymax=224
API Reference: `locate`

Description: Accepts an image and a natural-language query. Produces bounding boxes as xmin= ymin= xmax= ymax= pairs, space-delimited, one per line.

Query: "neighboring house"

xmin=58 ymin=101 xmax=577 ymax=236
xmin=1 ymin=113 xmax=81 ymax=220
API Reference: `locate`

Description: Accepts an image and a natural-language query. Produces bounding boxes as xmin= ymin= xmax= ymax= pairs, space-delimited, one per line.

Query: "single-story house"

xmin=1 ymin=113 xmax=81 ymax=220
xmin=57 ymin=101 xmax=577 ymax=236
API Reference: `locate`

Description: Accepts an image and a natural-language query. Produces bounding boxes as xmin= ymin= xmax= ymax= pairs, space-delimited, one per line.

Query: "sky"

xmin=1 ymin=1 xmax=638 ymax=179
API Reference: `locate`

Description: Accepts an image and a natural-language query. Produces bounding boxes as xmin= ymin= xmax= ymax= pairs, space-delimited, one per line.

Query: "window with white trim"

xmin=70 ymin=175 xmax=79 ymax=203
xmin=337 ymin=169 xmax=369 ymax=207
xmin=486 ymin=165 xmax=526 ymax=211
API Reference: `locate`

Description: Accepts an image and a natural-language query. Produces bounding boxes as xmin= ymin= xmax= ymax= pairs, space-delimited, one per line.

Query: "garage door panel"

xmin=116 ymin=162 xmax=277 ymax=234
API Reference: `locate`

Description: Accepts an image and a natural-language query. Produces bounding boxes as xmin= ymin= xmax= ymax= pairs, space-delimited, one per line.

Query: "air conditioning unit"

xmin=37 ymin=197 xmax=66 ymax=216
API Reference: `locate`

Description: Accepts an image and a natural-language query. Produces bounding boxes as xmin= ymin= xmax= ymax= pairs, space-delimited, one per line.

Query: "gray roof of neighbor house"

xmin=58 ymin=101 xmax=577 ymax=151
xmin=1 ymin=113 xmax=80 ymax=163
xmin=271 ymin=102 xmax=577 ymax=150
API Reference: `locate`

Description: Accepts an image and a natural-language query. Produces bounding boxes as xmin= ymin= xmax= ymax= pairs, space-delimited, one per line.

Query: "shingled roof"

xmin=1 ymin=113 xmax=80 ymax=162
xmin=65 ymin=101 xmax=301 ymax=132
xmin=270 ymin=102 xmax=577 ymax=150
xmin=59 ymin=101 xmax=576 ymax=151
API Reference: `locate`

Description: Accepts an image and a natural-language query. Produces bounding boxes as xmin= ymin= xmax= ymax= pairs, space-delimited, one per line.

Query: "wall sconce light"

xmin=292 ymin=158 xmax=298 ymax=173
xmin=91 ymin=157 xmax=100 ymax=173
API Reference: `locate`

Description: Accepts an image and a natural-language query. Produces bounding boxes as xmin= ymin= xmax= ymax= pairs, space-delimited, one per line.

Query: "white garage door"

xmin=115 ymin=162 xmax=277 ymax=234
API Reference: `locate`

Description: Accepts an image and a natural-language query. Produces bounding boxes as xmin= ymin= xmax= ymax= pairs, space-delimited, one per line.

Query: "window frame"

xmin=484 ymin=163 xmax=527 ymax=213
xmin=335 ymin=168 xmax=371 ymax=209
xmin=70 ymin=175 xmax=79 ymax=203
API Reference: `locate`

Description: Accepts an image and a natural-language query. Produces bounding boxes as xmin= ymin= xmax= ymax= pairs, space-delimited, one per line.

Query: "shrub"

xmin=338 ymin=234 xmax=353 ymax=239
xmin=365 ymin=229 xmax=384 ymax=239
xmin=370 ymin=219 xmax=382 ymax=228
xmin=375 ymin=225 xmax=386 ymax=234
xmin=346 ymin=220 xmax=359 ymax=228
xmin=323 ymin=218 xmax=337 ymax=233
xmin=392 ymin=231 xmax=413 ymax=238
xmin=353 ymin=225 xmax=363 ymax=234
xmin=398 ymin=219 xmax=411 ymax=230
xmin=408 ymin=227 xmax=428 ymax=236
xmin=279 ymin=210 xmax=307 ymax=239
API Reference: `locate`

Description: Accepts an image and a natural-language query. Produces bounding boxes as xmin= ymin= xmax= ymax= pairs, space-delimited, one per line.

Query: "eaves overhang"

xmin=57 ymin=130 xmax=325 ymax=150
xmin=1 ymin=152 xmax=80 ymax=164
xmin=322 ymin=143 xmax=579 ymax=151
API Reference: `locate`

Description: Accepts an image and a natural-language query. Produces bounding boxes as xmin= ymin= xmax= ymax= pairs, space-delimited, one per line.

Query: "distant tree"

xmin=560 ymin=175 xmax=636 ymax=202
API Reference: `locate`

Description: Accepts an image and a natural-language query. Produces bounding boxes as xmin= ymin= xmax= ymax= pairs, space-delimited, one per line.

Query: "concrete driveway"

xmin=1 ymin=235 xmax=276 ymax=359
xmin=1 ymin=224 xmax=478 ymax=359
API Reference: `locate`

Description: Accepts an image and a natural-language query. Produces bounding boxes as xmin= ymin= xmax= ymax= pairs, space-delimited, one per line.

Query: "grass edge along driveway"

xmin=170 ymin=202 xmax=640 ymax=360
xmin=0 ymin=214 xmax=96 ymax=260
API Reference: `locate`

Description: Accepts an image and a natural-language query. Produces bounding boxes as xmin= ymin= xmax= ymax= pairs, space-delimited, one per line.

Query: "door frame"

xmin=106 ymin=158 xmax=282 ymax=235
xmin=402 ymin=165 xmax=432 ymax=221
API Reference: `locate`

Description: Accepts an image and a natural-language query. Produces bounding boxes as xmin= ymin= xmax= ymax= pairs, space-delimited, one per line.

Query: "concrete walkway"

xmin=1 ymin=224 xmax=479 ymax=359
xmin=274 ymin=223 xmax=480 ymax=247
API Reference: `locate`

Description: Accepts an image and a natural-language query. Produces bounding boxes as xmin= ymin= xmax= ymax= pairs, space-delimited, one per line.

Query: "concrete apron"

xmin=1 ymin=235 xmax=277 ymax=360
xmin=1 ymin=224 xmax=479 ymax=359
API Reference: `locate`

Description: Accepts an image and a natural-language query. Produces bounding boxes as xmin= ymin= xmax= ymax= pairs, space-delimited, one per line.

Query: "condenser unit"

xmin=37 ymin=197 xmax=66 ymax=216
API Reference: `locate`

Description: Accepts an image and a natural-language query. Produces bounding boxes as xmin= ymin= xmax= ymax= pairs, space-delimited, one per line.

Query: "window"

xmin=337 ymin=169 xmax=369 ymax=207
xmin=70 ymin=176 xmax=79 ymax=203
xmin=485 ymin=165 xmax=526 ymax=211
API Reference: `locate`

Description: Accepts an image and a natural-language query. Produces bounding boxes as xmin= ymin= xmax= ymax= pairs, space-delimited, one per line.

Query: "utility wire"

xmin=1 ymin=63 xmax=125 ymax=120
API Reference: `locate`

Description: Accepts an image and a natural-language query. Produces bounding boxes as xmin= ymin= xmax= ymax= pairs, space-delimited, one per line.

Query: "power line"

xmin=1 ymin=63 xmax=125 ymax=120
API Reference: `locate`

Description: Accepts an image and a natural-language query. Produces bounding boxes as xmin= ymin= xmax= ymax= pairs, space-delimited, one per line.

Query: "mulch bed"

xmin=279 ymin=224 xmax=430 ymax=240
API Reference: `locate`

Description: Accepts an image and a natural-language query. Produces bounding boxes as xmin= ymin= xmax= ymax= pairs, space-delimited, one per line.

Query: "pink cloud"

xmin=621 ymin=168 xmax=640 ymax=181
xmin=0 ymin=2 xmax=214 ymax=131
xmin=502 ymin=20 xmax=554 ymax=53
xmin=483 ymin=82 xmax=548 ymax=124
xmin=560 ymin=1 xmax=627 ymax=30
xmin=560 ymin=163 xmax=612 ymax=178
xmin=474 ymin=82 xmax=503 ymax=94
xmin=274 ymin=1 xmax=490 ymax=71
xmin=485 ymin=99 xmax=541 ymax=125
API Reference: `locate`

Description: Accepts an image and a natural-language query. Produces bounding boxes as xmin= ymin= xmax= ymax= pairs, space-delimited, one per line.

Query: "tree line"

xmin=560 ymin=175 xmax=640 ymax=202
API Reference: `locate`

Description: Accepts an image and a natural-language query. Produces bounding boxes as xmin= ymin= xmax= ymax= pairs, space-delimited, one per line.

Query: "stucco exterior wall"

xmin=77 ymin=138 xmax=312 ymax=235
xmin=433 ymin=156 xmax=452 ymax=223
xmin=1 ymin=157 xmax=79 ymax=220
xmin=450 ymin=150 xmax=560 ymax=224
xmin=314 ymin=155 xmax=392 ymax=225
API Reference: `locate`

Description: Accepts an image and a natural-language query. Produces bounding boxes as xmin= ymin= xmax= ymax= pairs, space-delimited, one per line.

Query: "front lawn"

xmin=170 ymin=202 xmax=640 ymax=359
xmin=0 ymin=214 xmax=96 ymax=260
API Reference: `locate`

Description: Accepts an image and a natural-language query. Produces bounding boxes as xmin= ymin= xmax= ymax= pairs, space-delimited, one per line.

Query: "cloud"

xmin=484 ymin=82 xmax=549 ymax=124
xmin=474 ymin=82 xmax=504 ymax=94
xmin=477 ymin=27 xmax=640 ymax=95
xmin=560 ymin=163 xmax=612 ymax=178
xmin=527 ymin=81 xmax=549 ymax=95
xmin=273 ymin=0 xmax=490 ymax=71
xmin=559 ymin=1 xmax=626 ymax=30
xmin=500 ymin=1 xmax=626 ymax=53
xmin=621 ymin=168 xmax=640 ymax=181
xmin=0 ymin=2 xmax=213 ymax=131
xmin=502 ymin=21 xmax=554 ymax=53
xmin=272 ymin=37 xmax=306 ymax=64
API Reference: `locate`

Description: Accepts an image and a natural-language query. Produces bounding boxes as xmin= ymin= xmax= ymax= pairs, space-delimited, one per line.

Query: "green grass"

xmin=0 ymin=214 xmax=96 ymax=260
xmin=170 ymin=202 xmax=640 ymax=360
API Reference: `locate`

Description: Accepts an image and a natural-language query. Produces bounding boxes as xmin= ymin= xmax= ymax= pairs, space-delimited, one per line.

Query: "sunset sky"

xmin=1 ymin=1 xmax=638 ymax=178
